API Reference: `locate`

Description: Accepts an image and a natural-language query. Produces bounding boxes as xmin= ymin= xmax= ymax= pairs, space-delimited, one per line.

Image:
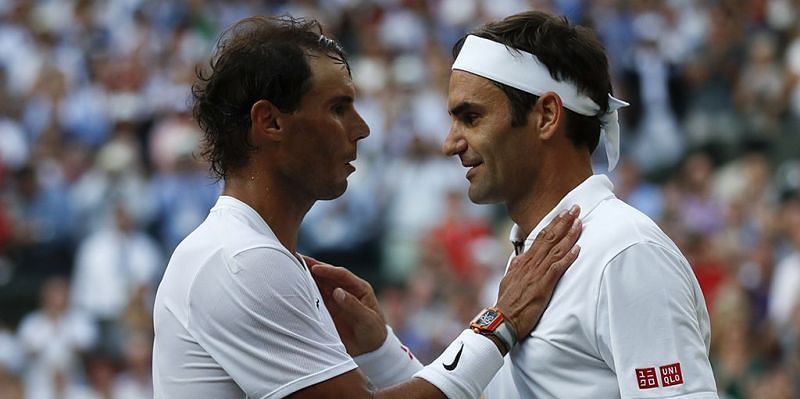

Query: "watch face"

xmin=478 ymin=310 xmax=498 ymax=326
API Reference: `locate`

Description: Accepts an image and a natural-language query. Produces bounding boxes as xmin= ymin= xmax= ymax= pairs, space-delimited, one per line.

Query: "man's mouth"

xmin=464 ymin=161 xmax=483 ymax=179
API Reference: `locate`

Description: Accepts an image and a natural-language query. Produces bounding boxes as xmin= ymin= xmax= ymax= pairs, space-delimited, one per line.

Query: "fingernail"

xmin=571 ymin=245 xmax=581 ymax=255
xmin=570 ymin=205 xmax=580 ymax=216
xmin=334 ymin=288 xmax=346 ymax=302
xmin=559 ymin=209 xmax=569 ymax=218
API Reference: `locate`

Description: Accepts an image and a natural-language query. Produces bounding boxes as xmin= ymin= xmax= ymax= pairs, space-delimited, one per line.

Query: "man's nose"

xmin=442 ymin=125 xmax=466 ymax=156
xmin=352 ymin=111 xmax=370 ymax=141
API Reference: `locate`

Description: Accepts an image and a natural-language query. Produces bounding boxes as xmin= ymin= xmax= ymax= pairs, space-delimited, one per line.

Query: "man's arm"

xmin=293 ymin=205 xmax=583 ymax=398
xmin=288 ymin=370 xmax=443 ymax=399
xmin=596 ymin=242 xmax=718 ymax=398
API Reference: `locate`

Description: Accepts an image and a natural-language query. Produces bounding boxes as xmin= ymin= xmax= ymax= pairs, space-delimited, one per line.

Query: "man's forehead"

xmin=448 ymin=70 xmax=502 ymax=105
xmin=308 ymin=55 xmax=354 ymax=94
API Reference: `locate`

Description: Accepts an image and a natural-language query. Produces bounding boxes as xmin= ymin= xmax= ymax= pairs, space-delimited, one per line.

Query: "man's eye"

xmin=463 ymin=113 xmax=479 ymax=125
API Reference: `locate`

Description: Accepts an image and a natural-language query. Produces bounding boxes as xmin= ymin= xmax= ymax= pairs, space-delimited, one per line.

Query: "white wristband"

xmin=413 ymin=329 xmax=504 ymax=399
xmin=353 ymin=325 xmax=423 ymax=388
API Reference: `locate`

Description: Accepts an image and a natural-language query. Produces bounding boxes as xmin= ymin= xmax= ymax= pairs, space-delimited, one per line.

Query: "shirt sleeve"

xmin=596 ymin=242 xmax=718 ymax=399
xmin=186 ymin=246 xmax=356 ymax=399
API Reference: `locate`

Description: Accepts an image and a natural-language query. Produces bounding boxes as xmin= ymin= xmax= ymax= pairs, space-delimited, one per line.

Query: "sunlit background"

xmin=0 ymin=0 xmax=799 ymax=398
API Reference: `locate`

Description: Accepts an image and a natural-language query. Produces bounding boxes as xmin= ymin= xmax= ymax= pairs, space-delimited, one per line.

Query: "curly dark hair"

xmin=192 ymin=16 xmax=349 ymax=180
xmin=453 ymin=11 xmax=613 ymax=153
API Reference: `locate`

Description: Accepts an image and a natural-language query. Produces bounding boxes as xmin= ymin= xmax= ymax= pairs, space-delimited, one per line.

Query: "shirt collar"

xmin=213 ymin=195 xmax=274 ymax=238
xmin=509 ymin=175 xmax=616 ymax=252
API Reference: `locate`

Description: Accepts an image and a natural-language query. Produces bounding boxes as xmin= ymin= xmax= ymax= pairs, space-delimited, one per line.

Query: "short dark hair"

xmin=453 ymin=11 xmax=612 ymax=153
xmin=192 ymin=16 xmax=349 ymax=179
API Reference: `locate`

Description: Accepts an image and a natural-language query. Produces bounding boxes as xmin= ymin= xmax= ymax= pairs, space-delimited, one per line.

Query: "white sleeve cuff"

xmin=413 ymin=329 xmax=504 ymax=399
xmin=353 ymin=325 xmax=423 ymax=389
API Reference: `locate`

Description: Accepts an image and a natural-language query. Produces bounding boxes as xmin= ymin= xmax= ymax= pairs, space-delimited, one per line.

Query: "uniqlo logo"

xmin=660 ymin=362 xmax=683 ymax=387
xmin=636 ymin=367 xmax=658 ymax=389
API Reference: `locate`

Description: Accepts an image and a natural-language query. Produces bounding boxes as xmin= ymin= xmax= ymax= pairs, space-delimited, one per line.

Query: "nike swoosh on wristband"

xmin=443 ymin=343 xmax=464 ymax=371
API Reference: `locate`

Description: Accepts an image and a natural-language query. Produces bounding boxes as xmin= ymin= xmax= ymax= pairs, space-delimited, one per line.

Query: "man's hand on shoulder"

xmin=306 ymin=256 xmax=387 ymax=356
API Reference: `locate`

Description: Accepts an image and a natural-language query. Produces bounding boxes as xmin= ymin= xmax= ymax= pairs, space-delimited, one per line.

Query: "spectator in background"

xmin=0 ymin=67 xmax=29 ymax=170
xmin=5 ymin=164 xmax=74 ymax=277
xmin=786 ymin=27 xmax=800 ymax=120
xmin=112 ymin=332 xmax=153 ymax=399
xmin=382 ymin=135 xmax=466 ymax=282
xmin=684 ymin=232 xmax=729 ymax=315
xmin=710 ymin=282 xmax=768 ymax=399
xmin=787 ymin=302 xmax=800 ymax=396
xmin=0 ymin=369 xmax=22 ymax=399
xmin=612 ymin=157 xmax=664 ymax=220
xmin=0 ymin=321 xmax=23 ymax=396
xmin=712 ymin=142 xmax=775 ymax=249
xmin=70 ymin=135 xmax=156 ymax=238
xmin=425 ymin=190 xmax=492 ymax=281
xmin=149 ymin=113 xmax=219 ymax=253
xmin=734 ymin=31 xmax=788 ymax=139
xmin=58 ymin=55 xmax=112 ymax=149
xmin=71 ymin=203 xmax=161 ymax=354
xmin=0 ymin=163 xmax=13 ymax=254
xmin=70 ymin=352 xmax=118 ymax=399
xmin=746 ymin=366 xmax=796 ymax=399
xmin=17 ymin=277 xmax=97 ymax=399
xmin=621 ymin=3 xmax=687 ymax=172
xmin=683 ymin=1 xmax=746 ymax=149
xmin=769 ymin=191 xmax=800 ymax=334
xmin=21 ymin=64 xmax=69 ymax=146
xmin=736 ymin=240 xmax=776 ymax=328
xmin=678 ymin=150 xmax=725 ymax=236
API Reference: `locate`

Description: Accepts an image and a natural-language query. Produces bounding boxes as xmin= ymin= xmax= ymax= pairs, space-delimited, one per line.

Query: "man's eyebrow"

xmin=448 ymin=101 xmax=475 ymax=116
xmin=328 ymin=95 xmax=354 ymax=105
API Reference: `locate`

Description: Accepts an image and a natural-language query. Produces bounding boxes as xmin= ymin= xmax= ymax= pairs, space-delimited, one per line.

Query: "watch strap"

xmin=470 ymin=307 xmax=518 ymax=353
xmin=490 ymin=318 xmax=517 ymax=352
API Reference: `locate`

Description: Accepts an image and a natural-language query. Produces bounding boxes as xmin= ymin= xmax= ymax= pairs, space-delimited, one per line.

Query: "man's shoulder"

xmin=585 ymin=198 xmax=672 ymax=250
xmin=173 ymin=207 xmax=286 ymax=258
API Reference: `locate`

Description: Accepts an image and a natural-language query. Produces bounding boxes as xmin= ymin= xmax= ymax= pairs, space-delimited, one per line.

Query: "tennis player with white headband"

xmin=436 ymin=11 xmax=717 ymax=399
xmin=316 ymin=10 xmax=718 ymax=399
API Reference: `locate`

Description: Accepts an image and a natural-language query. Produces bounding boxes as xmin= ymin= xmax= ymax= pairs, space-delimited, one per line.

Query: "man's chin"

xmin=317 ymin=181 xmax=348 ymax=201
xmin=467 ymin=187 xmax=500 ymax=205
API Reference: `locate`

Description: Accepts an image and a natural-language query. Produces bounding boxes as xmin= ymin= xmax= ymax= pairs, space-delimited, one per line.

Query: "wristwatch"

xmin=470 ymin=307 xmax=518 ymax=353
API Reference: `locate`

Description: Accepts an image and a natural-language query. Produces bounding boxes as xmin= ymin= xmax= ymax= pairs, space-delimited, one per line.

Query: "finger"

xmin=544 ymin=216 xmax=582 ymax=262
xmin=310 ymin=263 xmax=336 ymax=291
xmin=519 ymin=205 xmax=581 ymax=263
xmin=544 ymin=244 xmax=580 ymax=287
xmin=311 ymin=264 xmax=372 ymax=298
xmin=313 ymin=274 xmax=336 ymax=300
xmin=302 ymin=255 xmax=321 ymax=268
xmin=330 ymin=287 xmax=373 ymax=324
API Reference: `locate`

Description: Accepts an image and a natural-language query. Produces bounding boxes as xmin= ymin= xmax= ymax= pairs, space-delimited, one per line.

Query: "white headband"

xmin=452 ymin=35 xmax=629 ymax=171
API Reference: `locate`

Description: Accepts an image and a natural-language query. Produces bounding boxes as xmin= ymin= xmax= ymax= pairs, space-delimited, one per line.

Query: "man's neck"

xmin=222 ymin=171 xmax=313 ymax=254
xmin=508 ymin=162 xmax=592 ymax=239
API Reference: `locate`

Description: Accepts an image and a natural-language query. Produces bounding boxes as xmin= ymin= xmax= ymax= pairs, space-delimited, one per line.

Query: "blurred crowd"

xmin=0 ymin=0 xmax=798 ymax=398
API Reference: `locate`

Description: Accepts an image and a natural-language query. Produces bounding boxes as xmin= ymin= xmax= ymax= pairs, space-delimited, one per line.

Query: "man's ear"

xmin=250 ymin=99 xmax=283 ymax=143
xmin=533 ymin=92 xmax=563 ymax=141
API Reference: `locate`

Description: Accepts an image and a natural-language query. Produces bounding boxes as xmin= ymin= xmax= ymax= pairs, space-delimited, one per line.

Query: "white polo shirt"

xmin=485 ymin=175 xmax=718 ymax=399
xmin=153 ymin=196 xmax=356 ymax=399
